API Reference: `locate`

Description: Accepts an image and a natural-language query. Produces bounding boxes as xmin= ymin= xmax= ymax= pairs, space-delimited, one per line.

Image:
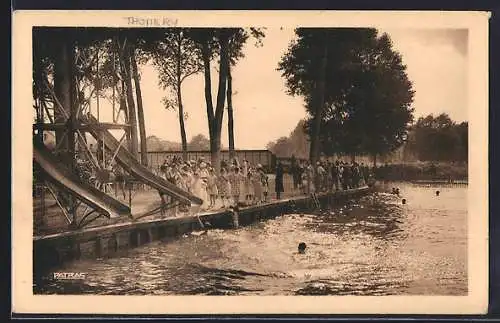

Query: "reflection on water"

xmin=34 ymin=183 xmax=467 ymax=295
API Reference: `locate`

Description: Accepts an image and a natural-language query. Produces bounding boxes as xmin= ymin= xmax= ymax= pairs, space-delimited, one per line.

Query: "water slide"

xmin=83 ymin=116 xmax=203 ymax=206
xmin=33 ymin=141 xmax=131 ymax=218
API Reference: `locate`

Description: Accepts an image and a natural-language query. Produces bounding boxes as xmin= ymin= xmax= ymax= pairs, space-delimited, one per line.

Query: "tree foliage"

xmin=226 ymin=28 xmax=265 ymax=158
xmin=140 ymin=28 xmax=205 ymax=160
xmin=266 ymin=119 xmax=310 ymax=158
xmin=188 ymin=134 xmax=211 ymax=151
xmin=187 ymin=28 xmax=265 ymax=173
xmin=33 ymin=27 xmax=156 ymax=165
xmin=278 ymin=28 xmax=415 ymax=164
xmin=407 ymin=114 xmax=468 ymax=162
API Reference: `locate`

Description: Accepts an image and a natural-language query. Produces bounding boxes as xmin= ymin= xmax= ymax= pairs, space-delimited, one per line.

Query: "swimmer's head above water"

xmin=298 ymin=242 xmax=307 ymax=254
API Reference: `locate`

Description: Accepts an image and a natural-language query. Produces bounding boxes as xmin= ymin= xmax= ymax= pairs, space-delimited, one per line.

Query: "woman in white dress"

xmin=198 ymin=161 xmax=210 ymax=209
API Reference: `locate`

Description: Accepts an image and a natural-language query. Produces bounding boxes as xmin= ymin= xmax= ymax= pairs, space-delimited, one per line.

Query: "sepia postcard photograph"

xmin=12 ymin=10 xmax=489 ymax=315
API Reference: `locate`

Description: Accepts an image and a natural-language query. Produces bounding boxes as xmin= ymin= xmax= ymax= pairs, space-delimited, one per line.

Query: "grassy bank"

xmin=373 ymin=162 xmax=468 ymax=182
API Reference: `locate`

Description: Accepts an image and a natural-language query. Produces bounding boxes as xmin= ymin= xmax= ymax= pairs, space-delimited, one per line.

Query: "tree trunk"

xmin=227 ymin=64 xmax=235 ymax=160
xmin=210 ymin=130 xmax=222 ymax=176
xmin=120 ymin=38 xmax=139 ymax=159
xmin=309 ymin=43 xmax=328 ymax=166
xmin=130 ymin=47 xmax=148 ymax=166
xmin=177 ymin=35 xmax=188 ymax=161
xmin=119 ymin=78 xmax=131 ymax=145
xmin=227 ymin=64 xmax=235 ymax=159
xmin=212 ymin=33 xmax=230 ymax=174
xmin=177 ymin=86 xmax=188 ymax=161
xmin=202 ymin=41 xmax=215 ymax=137
xmin=201 ymin=32 xmax=229 ymax=175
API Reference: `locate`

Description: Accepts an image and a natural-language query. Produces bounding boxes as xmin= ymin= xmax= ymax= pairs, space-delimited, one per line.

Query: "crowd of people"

xmin=72 ymin=149 xmax=374 ymax=212
xmin=158 ymin=156 xmax=270 ymax=210
xmin=289 ymin=158 xmax=375 ymax=195
xmin=157 ymin=155 xmax=375 ymax=211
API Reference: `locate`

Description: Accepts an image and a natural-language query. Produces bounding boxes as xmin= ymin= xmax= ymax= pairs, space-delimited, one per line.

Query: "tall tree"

xmin=189 ymin=28 xmax=229 ymax=174
xmin=130 ymin=46 xmax=148 ymax=165
xmin=145 ymin=28 xmax=204 ymax=161
xmin=410 ymin=114 xmax=467 ymax=162
xmin=226 ymin=65 xmax=235 ymax=158
xmin=279 ymin=28 xmax=370 ymax=160
xmin=117 ymin=33 xmax=139 ymax=159
xmin=279 ymin=28 xmax=414 ymax=166
xmin=226 ymin=28 xmax=265 ymax=159
xmin=356 ymin=33 xmax=414 ymax=165
xmin=309 ymin=40 xmax=328 ymax=165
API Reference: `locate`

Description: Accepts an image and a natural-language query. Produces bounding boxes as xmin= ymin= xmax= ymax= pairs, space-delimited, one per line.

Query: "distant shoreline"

xmin=373 ymin=162 xmax=468 ymax=182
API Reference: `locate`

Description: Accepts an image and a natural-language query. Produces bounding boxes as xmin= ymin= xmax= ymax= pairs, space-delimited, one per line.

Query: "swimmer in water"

xmin=298 ymin=242 xmax=307 ymax=254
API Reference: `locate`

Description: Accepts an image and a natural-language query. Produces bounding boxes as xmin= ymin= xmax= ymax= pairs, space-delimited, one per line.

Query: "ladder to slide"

xmin=311 ymin=192 xmax=321 ymax=210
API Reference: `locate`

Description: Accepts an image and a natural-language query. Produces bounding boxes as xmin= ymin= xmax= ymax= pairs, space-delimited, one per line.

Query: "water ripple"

xmin=34 ymin=183 xmax=467 ymax=296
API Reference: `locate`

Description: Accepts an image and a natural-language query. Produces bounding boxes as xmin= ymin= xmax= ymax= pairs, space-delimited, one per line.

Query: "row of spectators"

xmin=159 ymin=156 xmax=270 ymax=209
xmin=288 ymin=159 xmax=375 ymax=195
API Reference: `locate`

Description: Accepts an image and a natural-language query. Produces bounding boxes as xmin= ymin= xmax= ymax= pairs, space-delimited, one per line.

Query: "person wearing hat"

xmin=316 ymin=161 xmax=326 ymax=192
xmin=192 ymin=168 xmax=209 ymax=210
xmin=228 ymin=165 xmax=243 ymax=206
xmin=252 ymin=164 xmax=264 ymax=204
xmin=206 ymin=167 xmax=218 ymax=208
xmin=184 ymin=165 xmax=194 ymax=194
xmin=304 ymin=162 xmax=315 ymax=195
xmin=259 ymin=165 xmax=269 ymax=202
xmin=245 ymin=167 xmax=255 ymax=205
xmin=177 ymin=164 xmax=188 ymax=192
xmin=217 ymin=167 xmax=231 ymax=208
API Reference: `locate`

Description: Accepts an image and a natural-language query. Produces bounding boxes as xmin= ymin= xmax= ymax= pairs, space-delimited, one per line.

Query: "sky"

xmin=93 ymin=28 xmax=468 ymax=150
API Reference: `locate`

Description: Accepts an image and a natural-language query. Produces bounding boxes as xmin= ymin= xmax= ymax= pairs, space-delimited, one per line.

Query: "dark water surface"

xmin=34 ymin=183 xmax=467 ymax=295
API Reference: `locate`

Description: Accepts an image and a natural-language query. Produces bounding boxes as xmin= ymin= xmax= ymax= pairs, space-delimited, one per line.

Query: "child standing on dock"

xmin=217 ymin=167 xmax=231 ymax=208
xmin=301 ymin=169 xmax=308 ymax=195
xmin=260 ymin=166 xmax=269 ymax=202
xmin=206 ymin=167 xmax=218 ymax=208
xmin=192 ymin=169 xmax=209 ymax=210
xmin=305 ymin=162 xmax=315 ymax=195
xmin=229 ymin=166 xmax=243 ymax=206
xmin=252 ymin=165 xmax=263 ymax=204
xmin=179 ymin=165 xmax=191 ymax=193
xmin=316 ymin=162 xmax=326 ymax=192
xmin=246 ymin=167 xmax=256 ymax=205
